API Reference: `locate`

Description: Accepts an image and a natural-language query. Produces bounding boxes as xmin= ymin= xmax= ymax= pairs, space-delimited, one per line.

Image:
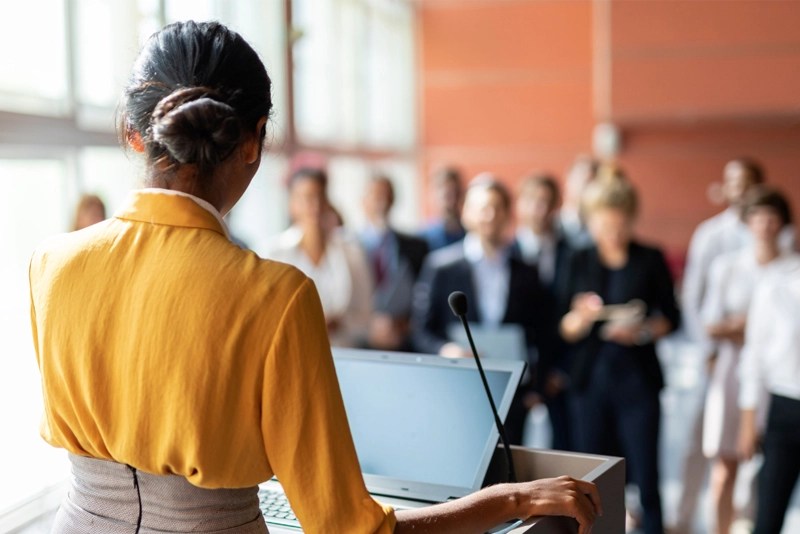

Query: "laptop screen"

xmin=332 ymin=349 xmax=524 ymax=501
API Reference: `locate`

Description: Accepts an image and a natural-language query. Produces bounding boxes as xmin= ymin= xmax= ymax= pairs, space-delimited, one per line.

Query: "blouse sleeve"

xmin=261 ymin=278 xmax=395 ymax=533
xmin=700 ymin=255 xmax=730 ymax=329
xmin=739 ymin=281 xmax=771 ymax=410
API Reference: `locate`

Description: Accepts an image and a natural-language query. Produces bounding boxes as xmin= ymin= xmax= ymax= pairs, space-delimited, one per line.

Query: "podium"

xmin=266 ymin=446 xmax=624 ymax=533
xmin=482 ymin=446 xmax=625 ymax=533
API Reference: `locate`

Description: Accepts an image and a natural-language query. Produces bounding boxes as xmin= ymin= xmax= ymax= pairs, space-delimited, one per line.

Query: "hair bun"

xmin=151 ymin=87 xmax=242 ymax=171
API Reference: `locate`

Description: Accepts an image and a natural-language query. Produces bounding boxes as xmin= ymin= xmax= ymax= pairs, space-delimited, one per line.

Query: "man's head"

xmin=516 ymin=174 xmax=561 ymax=234
xmin=462 ymin=173 xmax=512 ymax=247
xmin=362 ymin=175 xmax=395 ymax=228
xmin=431 ymin=166 xmax=464 ymax=221
xmin=722 ymin=157 xmax=765 ymax=208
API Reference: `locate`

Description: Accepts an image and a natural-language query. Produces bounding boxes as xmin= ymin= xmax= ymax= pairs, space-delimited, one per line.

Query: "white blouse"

xmin=739 ymin=254 xmax=800 ymax=409
xmin=265 ymin=226 xmax=373 ymax=347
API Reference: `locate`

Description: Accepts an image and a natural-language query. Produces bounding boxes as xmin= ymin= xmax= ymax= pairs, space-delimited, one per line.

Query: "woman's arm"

xmin=395 ymin=477 xmax=602 ymax=534
xmin=559 ymin=292 xmax=603 ymax=343
xmin=701 ymin=255 xmax=745 ymax=344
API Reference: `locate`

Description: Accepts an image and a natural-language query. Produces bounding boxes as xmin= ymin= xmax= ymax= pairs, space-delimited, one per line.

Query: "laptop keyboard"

xmin=259 ymin=487 xmax=301 ymax=529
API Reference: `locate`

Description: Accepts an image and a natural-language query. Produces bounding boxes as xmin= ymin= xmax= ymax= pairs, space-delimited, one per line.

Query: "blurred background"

xmin=2 ymin=0 xmax=799 ymax=531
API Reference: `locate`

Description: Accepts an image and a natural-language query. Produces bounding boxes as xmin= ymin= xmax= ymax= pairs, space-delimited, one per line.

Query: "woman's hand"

xmin=600 ymin=321 xmax=641 ymax=346
xmin=395 ymin=476 xmax=602 ymax=534
xmin=706 ymin=313 xmax=747 ymax=345
xmin=515 ymin=476 xmax=603 ymax=534
xmin=439 ymin=342 xmax=471 ymax=358
xmin=560 ymin=293 xmax=604 ymax=342
xmin=572 ymin=293 xmax=604 ymax=322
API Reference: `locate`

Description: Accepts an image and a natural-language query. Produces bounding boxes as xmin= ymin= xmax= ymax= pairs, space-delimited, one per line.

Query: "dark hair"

xmin=520 ymin=173 xmax=561 ymax=206
xmin=467 ymin=173 xmax=512 ymax=211
xmin=742 ymin=185 xmax=793 ymax=227
xmin=729 ymin=157 xmax=765 ymax=184
xmin=433 ymin=166 xmax=463 ymax=189
xmin=121 ymin=21 xmax=272 ymax=179
xmin=288 ymin=167 xmax=328 ymax=192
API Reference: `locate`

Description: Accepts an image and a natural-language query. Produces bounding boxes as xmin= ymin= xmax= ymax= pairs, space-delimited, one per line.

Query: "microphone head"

xmin=448 ymin=291 xmax=468 ymax=317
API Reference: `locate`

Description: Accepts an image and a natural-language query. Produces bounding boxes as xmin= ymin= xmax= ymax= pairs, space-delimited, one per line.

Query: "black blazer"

xmin=510 ymin=234 xmax=573 ymax=300
xmin=561 ymin=241 xmax=681 ymax=392
xmin=411 ymin=242 xmax=556 ymax=391
xmin=395 ymin=231 xmax=429 ymax=279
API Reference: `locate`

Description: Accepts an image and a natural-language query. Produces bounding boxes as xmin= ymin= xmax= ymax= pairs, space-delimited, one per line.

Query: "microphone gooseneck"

xmin=448 ymin=291 xmax=517 ymax=484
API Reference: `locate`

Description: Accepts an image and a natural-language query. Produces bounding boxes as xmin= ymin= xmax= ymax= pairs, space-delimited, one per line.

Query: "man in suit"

xmin=419 ymin=166 xmax=467 ymax=251
xmin=412 ymin=174 xmax=555 ymax=445
xmin=361 ymin=174 xmax=429 ymax=351
xmin=512 ymin=173 xmax=573 ymax=451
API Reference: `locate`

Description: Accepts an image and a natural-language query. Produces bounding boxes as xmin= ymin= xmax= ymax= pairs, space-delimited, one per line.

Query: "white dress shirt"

xmin=463 ymin=234 xmax=510 ymax=327
xmin=739 ymin=254 xmax=800 ymax=409
xmin=265 ymin=226 xmax=373 ymax=347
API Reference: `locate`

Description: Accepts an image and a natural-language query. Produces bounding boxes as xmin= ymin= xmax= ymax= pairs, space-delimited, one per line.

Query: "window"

xmin=292 ymin=0 xmax=415 ymax=150
xmin=0 ymin=2 xmax=69 ymax=115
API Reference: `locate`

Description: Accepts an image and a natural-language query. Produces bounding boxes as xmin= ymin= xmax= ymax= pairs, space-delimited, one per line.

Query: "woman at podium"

xmin=28 ymin=20 xmax=600 ymax=534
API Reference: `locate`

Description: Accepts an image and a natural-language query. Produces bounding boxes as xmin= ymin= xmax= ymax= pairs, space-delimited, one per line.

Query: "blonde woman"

xmin=560 ymin=167 xmax=680 ymax=534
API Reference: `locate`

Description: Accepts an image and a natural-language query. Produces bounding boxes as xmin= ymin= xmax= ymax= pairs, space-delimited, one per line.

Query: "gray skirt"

xmin=52 ymin=454 xmax=268 ymax=533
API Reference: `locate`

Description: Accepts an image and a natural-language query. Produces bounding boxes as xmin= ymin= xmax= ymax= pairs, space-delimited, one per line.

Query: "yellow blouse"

xmin=29 ymin=189 xmax=395 ymax=533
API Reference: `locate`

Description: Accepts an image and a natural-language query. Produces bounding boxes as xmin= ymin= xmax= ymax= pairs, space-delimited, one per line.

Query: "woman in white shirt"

xmin=701 ymin=186 xmax=794 ymax=534
xmin=266 ymin=168 xmax=373 ymax=347
xmin=737 ymin=250 xmax=800 ymax=534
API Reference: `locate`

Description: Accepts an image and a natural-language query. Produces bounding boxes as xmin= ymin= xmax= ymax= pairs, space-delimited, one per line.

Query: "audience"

xmin=701 ymin=186 xmax=795 ymax=534
xmin=559 ymin=166 xmax=680 ymax=534
xmin=673 ymin=157 xmax=765 ymax=532
xmin=266 ymin=168 xmax=373 ymax=347
xmin=419 ymin=166 xmax=466 ymax=251
xmin=512 ymin=173 xmax=573 ymax=450
xmin=253 ymin=153 xmax=796 ymax=531
xmin=411 ymin=174 xmax=555 ymax=445
xmin=360 ymin=174 xmax=429 ymax=351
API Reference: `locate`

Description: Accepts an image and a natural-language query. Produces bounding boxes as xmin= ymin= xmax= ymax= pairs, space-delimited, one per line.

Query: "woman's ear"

xmin=242 ymin=117 xmax=268 ymax=165
xmin=126 ymin=127 xmax=145 ymax=153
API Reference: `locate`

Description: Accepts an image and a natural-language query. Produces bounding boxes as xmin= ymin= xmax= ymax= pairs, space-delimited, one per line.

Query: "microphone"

xmin=448 ymin=291 xmax=517 ymax=484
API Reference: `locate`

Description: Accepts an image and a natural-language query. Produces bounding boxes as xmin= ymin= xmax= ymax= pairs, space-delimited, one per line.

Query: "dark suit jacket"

xmin=510 ymin=235 xmax=573 ymax=377
xmin=561 ymin=241 xmax=681 ymax=392
xmin=510 ymin=234 xmax=573 ymax=301
xmin=395 ymin=231 xmax=429 ymax=279
xmin=411 ymin=242 xmax=556 ymax=392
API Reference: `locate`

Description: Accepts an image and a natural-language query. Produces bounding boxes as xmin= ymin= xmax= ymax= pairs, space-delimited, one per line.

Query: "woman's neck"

xmin=300 ymin=224 xmax=328 ymax=265
xmin=597 ymin=243 xmax=629 ymax=269
xmin=754 ymin=240 xmax=780 ymax=266
xmin=146 ymin=167 xmax=225 ymax=213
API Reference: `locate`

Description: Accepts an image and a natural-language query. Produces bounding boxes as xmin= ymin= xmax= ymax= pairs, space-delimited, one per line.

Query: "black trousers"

xmin=754 ymin=394 xmax=800 ymax=534
xmin=571 ymin=357 xmax=663 ymax=534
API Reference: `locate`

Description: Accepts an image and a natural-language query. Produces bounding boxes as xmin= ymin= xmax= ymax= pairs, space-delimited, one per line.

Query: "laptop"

xmin=260 ymin=348 xmax=525 ymax=531
xmin=446 ymin=322 xmax=529 ymax=363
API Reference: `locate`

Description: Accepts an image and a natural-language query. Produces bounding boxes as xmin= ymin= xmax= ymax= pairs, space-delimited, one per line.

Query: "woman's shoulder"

xmin=628 ymin=240 xmax=669 ymax=263
xmin=29 ymin=220 xmax=116 ymax=279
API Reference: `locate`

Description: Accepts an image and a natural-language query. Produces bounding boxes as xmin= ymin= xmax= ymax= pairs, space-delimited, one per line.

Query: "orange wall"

xmin=419 ymin=0 xmax=594 ymax=209
xmin=418 ymin=0 xmax=800 ymax=263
